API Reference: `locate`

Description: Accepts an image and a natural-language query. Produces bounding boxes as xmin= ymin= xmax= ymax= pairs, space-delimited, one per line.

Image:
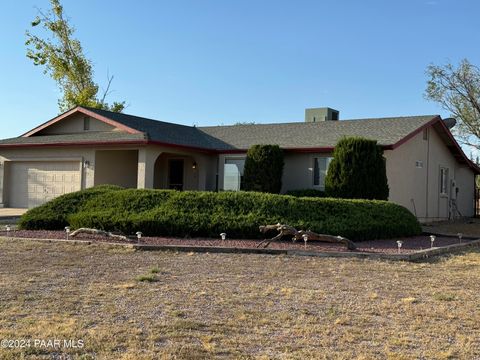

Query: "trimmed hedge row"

xmin=285 ymin=189 xmax=326 ymax=198
xmin=19 ymin=187 xmax=422 ymax=241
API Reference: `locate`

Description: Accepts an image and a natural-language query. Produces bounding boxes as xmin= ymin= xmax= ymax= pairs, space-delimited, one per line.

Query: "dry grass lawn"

xmin=0 ymin=238 xmax=479 ymax=359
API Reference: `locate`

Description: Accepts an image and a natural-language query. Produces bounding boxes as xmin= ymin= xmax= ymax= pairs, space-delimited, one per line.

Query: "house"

xmin=0 ymin=106 xmax=478 ymax=221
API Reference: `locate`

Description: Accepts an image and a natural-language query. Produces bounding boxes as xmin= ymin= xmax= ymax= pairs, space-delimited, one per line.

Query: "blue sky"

xmin=1 ymin=0 xmax=479 ymax=139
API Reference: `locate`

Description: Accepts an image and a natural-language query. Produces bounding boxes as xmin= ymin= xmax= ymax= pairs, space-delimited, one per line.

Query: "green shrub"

xmin=20 ymin=187 xmax=421 ymax=241
xmin=285 ymin=189 xmax=326 ymax=198
xmin=243 ymin=144 xmax=284 ymax=193
xmin=18 ymin=185 xmax=123 ymax=230
xmin=325 ymin=137 xmax=389 ymax=200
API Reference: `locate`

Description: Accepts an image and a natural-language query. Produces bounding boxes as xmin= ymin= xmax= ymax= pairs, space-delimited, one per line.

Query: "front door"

xmin=168 ymin=159 xmax=184 ymax=190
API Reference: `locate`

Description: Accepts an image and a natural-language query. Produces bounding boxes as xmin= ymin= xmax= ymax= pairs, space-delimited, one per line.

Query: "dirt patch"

xmin=0 ymin=229 xmax=475 ymax=254
xmin=423 ymin=218 xmax=480 ymax=238
xmin=0 ymin=238 xmax=479 ymax=359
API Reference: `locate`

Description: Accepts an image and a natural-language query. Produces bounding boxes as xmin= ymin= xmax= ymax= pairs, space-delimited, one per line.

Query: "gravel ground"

xmin=0 ymin=229 xmax=474 ymax=254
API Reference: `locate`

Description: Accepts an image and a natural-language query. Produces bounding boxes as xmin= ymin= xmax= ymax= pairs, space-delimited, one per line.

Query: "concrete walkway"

xmin=0 ymin=208 xmax=27 ymax=219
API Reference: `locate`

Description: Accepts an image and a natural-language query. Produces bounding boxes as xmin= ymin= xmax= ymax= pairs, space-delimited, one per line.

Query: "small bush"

xmin=285 ymin=189 xmax=326 ymax=198
xmin=20 ymin=187 xmax=421 ymax=241
xmin=243 ymin=144 xmax=284 ymax=193
xmin=325 ymin=137 xmax=389 ymax=200
xmin=135 ymin=273 xmax=157 ymax=282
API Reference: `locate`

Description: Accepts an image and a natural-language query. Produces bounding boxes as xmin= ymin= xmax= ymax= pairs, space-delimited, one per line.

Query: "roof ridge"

xmin=80 ymin=106 xmax=197 ymax=130
xmin=198 ymin=115 xmax=439 ymax=129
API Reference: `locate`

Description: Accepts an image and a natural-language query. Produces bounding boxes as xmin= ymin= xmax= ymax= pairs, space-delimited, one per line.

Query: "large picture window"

xmin=223 ymin=158 xmax=245 ymax=191
xmin=313 ymin=157 xmax=332 ymax=188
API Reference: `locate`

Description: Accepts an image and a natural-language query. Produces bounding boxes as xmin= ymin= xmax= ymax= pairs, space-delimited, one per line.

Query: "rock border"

xmin=1 ymin=236 xmax=480 ymax=262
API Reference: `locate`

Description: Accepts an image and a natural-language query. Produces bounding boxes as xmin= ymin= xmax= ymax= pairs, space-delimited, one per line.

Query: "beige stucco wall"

xmin=94 ymin=150 xmax=139 ymax=188
xmin=153 ymin=153 xmax=198 ymax=190
xmin=38 ymin=114 xmax=117 ymax=134
xmin=282 ymin=153 xmax=330 ymax=192
xmin=0 ymin=147 xmax=95 ymax=207
xmin=137 ymin=145 xmax=217 ymax=191
xmin=385 ymin=128 xmax=475 ymax=220
xmin=0 ymin=144 xmax=218 ymax=207
xmin=215 ymin=127 xmax=476 ymax=220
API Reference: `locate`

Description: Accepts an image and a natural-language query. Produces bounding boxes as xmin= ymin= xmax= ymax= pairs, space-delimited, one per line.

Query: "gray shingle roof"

xmin=0 ymin=132 xmax=146 ymax=145
xmin=85 ymin=107 xmax=231 ymax=150
xmin=89 ymin=107 xmax=436 ymax=150
xmin=199 ymin=115 xmax=437 ymax=150
xmin=0 ymin=106 xmax=437 ymax=151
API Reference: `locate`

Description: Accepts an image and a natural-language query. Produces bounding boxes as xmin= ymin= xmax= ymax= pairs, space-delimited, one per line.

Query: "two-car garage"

xmin=4 ymin=161 xmax=82 ymax=208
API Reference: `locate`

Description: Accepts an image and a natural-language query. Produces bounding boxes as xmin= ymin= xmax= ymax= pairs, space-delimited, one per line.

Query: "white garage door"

xmin=8 ymin=161 xmax=82 ymax=208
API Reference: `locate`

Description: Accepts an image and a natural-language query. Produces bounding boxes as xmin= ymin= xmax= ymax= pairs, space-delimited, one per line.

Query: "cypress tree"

xmin=325 ymin=137 xmax=389 ymax=200
xmin=243 ymin=145 xmax=284 ymax=193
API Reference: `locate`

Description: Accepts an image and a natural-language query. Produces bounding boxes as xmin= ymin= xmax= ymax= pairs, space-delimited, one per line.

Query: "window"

xmin=440 ymin=167 xmax=449 ymax=195
xmin=83 ymin=117 xmax=90 ymax=131
xmin=223 ymin=158 xmax=245 ymax=191
xmin=313 ymin=157 xmax=332 ymax=188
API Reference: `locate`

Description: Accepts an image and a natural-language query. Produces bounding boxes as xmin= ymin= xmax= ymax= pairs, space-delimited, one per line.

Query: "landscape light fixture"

xmin=430 ymin=235 xmax=436 ymax=248
xmin=302 ymin=234 xmax=308 ymax=249
xmin=457 ymin=233 xmax=463 ymax=243
xmin=5 ymin=225 xmax=11 ymax=238
xmin=136 ymin=231 xmax=143 ymax=242
xmin=220 ymin=233 xmax=227 ymax=241
xmin=65 ymin=226 xmax=71 ymax=240
xmin=396 ymin=240 xmax=403 ymax=253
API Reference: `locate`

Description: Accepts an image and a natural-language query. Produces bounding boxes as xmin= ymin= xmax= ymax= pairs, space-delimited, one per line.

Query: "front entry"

xmin=168 ymin=159 xmax=184 ymax=190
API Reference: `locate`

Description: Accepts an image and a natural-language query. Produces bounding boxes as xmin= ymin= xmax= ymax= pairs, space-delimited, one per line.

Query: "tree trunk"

xmin=69 ymin=228 xmax=128 ymax=241
xmin=258 ymin=223 xmax=356 ymax=250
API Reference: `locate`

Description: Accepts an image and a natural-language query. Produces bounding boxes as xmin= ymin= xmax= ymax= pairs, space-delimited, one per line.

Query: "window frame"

xmin=312 ymin=156 xmax=332 ymax=189
xmin=439 ymin=166 xmax=449 ymax=196
xmin=223 ymin=156 xmax=246 ymax=191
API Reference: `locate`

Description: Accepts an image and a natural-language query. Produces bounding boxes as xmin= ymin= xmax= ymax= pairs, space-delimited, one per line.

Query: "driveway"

xmin=0 ymin=208 xmax=27 ymax=220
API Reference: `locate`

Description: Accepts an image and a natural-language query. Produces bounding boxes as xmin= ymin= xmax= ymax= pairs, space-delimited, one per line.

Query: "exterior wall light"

xmin=220 ymin=233 xmax=226 ymax=241
xmin=192 ymin=162 xmax=197 ymax=169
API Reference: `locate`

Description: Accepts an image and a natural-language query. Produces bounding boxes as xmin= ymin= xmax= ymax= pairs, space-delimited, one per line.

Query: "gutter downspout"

xmin=425 ymin=129 xmax=430 ymax=219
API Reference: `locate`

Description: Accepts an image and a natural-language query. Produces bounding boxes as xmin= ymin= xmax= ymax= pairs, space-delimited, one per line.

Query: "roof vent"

xmin=305 ymin=107 xmax=339 ymax=122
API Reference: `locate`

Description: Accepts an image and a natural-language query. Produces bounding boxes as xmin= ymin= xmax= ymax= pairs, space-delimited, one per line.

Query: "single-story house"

xmin=0 ymin=106 xmax=478 ymax=221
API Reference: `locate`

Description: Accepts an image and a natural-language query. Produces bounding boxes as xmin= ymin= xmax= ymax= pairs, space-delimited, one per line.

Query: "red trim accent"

xmin=432 ymin=117 xmax=480 ymax=174
xmin=0 ymin=140 xmax=148 ymax=149
xmin=387 ymin=115 xmax=480 ymax=173
xmin=148 ymin=140 xmax=217 ymax=154
xmin=10 ymin=112 xmax=480 ymax=174
xmin=218 ymin=149 xmax=248 ymax=154
xmin=21 ymin=107 xmax=141 ymax=137
xmin=0 ymin=139 xmax=215 ymax=154
xmin=284 ymin=147 xmax=335 ymax=153
xmin=389 ymin=116 xmax=441 ymax=150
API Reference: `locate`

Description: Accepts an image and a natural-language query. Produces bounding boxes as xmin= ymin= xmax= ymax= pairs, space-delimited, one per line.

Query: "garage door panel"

xmin=8 ymin=161 xmax=81 ymax=208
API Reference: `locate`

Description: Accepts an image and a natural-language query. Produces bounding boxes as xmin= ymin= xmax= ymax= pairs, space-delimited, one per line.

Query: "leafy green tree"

xmin=325 ymin=137 xmax=389 ymax=200
xmin=425 ymin=59 xmax=480 ymax=149
xmin=243 ymin=145 xmax=284 ymax=193
xmin=26 ymin=0 xmax=125 ymax=112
